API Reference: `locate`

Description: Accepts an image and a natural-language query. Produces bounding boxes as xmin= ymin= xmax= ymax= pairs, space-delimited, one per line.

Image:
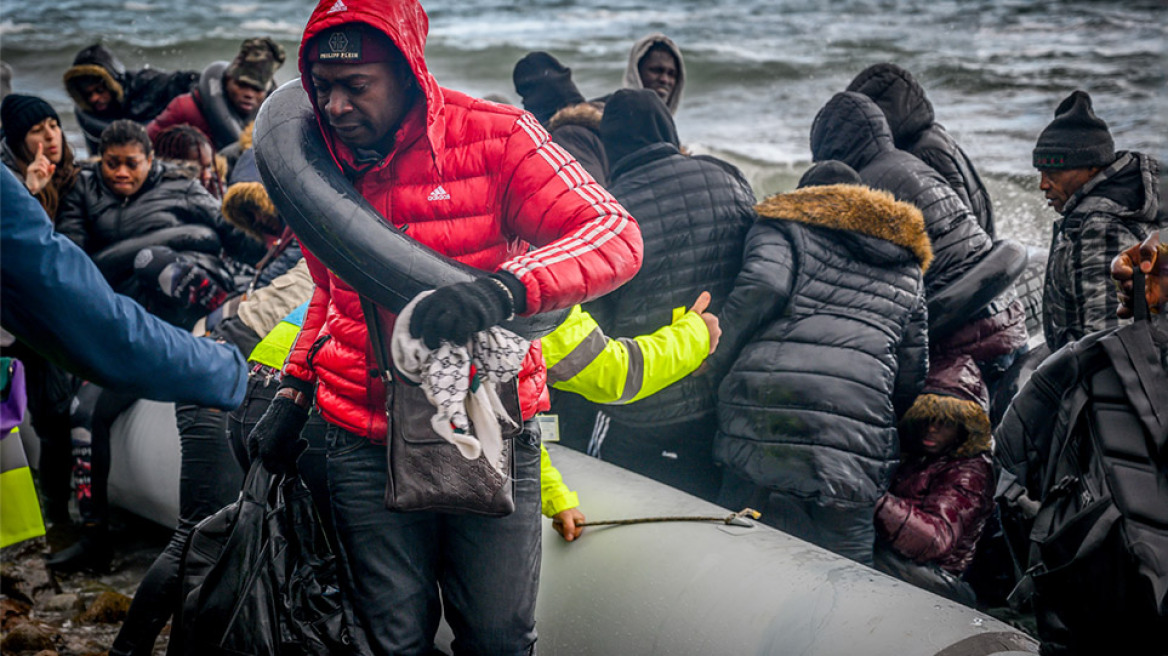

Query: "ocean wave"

xmin=219 ymin=3 xmax=259 ymax=16
xmin=123 ymin=2 xmax=152 ymax=10
xmin=0 ymin=20 xmax=34 ymax=35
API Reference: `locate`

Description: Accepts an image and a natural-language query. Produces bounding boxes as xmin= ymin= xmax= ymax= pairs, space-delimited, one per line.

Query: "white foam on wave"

xmin=221 ymin=3 xmax=259 ymax=16
xmin=123 ymin=2 xmax=152 ymax=10
xmin=238 ymin=19 xmax=300 ymax=35
xmin=0 ymin=20 xmax=34 ymax=35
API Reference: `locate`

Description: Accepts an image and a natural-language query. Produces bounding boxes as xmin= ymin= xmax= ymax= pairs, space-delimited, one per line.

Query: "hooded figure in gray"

xmin=621 ymin=33 xmax=686 ymax=115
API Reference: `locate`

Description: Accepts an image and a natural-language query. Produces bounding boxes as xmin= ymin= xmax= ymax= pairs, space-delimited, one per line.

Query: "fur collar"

xmin=755 ymin=183 xmax=932 ymax=270
xmin=547 ymin=102 xmax=603 ymax=132
xmin=64 ymin=64 xmax=125 ymax=111
xmin=900 ymin=393 xmax=993 ymax=458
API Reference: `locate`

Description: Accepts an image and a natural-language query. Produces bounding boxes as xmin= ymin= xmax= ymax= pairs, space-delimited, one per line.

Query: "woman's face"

xmin=101 ymin=142 xmax=153 ymax=197
xmin=24 ymin=117 xmax=63 ymax=165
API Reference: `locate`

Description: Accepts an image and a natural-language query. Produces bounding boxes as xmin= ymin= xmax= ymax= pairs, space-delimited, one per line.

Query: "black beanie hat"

xmin=513 ymin=52 xmax=585 ymax=126
xmin=1 ymin=94 xmax=59 ymax=149
xmin=226 ymin=37 xmax=286 ymax=90
xmin=1033 ymin=90 xmax=1115 ymax=170
xmin=798 ymin=160 xmax=862 ymax=188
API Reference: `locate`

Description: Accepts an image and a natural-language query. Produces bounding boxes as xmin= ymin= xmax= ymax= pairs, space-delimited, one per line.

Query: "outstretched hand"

xmin=24 ymin=142 xmax=56 ymax=195
xmin=689 ymin=291 xmax=721 ymax=355
xmin=1111 ymin=231 xmax=1162 ymax=317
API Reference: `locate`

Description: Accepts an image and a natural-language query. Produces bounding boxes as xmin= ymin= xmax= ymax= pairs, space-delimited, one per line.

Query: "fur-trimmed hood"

xmin=221 ymin=181 xmax=280 ymax=242
xmin=63 ymin=44 xmax=127 ymax=112
xmin=546 ymin=101 xmax=602 ymax=133
xmin=899 ymin=353 xmax=992 ymax=458
xmin=755 ymin=183 xmax=932 ymax=271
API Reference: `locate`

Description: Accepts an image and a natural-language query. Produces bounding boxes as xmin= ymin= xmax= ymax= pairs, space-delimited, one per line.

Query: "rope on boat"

xmin=577 ymin=507 xmax=761 ymax=528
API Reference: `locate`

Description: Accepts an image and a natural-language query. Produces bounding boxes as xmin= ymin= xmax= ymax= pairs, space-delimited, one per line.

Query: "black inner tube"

xmin=927 ymin=238 xmax=1029 ymax=341
xmin=252 ymin=80 xmax=567 ymax=339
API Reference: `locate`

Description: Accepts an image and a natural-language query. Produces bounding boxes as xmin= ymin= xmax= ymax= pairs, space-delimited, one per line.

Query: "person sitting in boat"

xmin=153 ymin=124 xmax=226 ymax=200
xmin=847 ymin=63 xmax=995 ymax=237
xmin=63 ymin=43 xmax=198 ymax=157
xmin=874 ymin=354 xmax=996 ymax=606
xmin=1033 ymin=90 xmax=1164 ymax=351
xmin=0 ymin=94 xmax=84 ymax=526
xmin=580 ymin=89 xmax=753 ymax=503
xmin=708 ymin=161 xmax=931 ymax=567
xmin=810 ymin=91 xmax=1028 ymax=417
xmin=512 ymin=51 xmax=609 ymax=185
xmin=57 ymin=119 xmax=259 ymax=330
xmin=617 ymin=33 xmax=685 ymax=116
xmin=147 ymin=37 xmax=285 ymax=151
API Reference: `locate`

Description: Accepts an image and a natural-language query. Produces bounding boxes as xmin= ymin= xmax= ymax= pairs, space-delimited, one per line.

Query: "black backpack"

xmin=1015 ymin=281 xmax=1168 ymax=654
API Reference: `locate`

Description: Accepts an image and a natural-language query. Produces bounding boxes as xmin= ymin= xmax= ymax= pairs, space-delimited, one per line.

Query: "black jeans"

xmin=110 ymin=402 xmax=244 ymax=656
xmin=326 ymin=421 xmax=542 ymax=656
xmin=69 ymin=382 xmax=138 ymax=527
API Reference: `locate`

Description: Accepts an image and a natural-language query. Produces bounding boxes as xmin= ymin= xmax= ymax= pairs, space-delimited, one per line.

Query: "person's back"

xmin=63 ymin=44 xmax=198 ymax=156
xmin=810 ymin=91 xmax=993 ymax=301
xmin=847 ymin=63 xmax=994 ymax=237
xmin=712 ymin=166 xmax=931 ymax=565
xmin=582 ymin=89 xmax=752 ymax=499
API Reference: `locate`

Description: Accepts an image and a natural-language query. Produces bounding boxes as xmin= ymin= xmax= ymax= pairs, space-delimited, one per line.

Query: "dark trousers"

xmin=69 ymin=382 xmax=138 ymax=526
xmin=110 ymin=403 xmax=244 ymax=656
xmin=593 ymin=411 xmax=722 ymax=503
xmin=718 ymin=469 xmax=877 ymax=567
xmin=326 ymin=421 xmax=542 ymax=656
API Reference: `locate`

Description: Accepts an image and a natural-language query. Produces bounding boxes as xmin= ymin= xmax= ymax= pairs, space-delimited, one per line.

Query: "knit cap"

xmin=226 ymin=37 xmax=287 ymax=90
xmin=1033 ymin=90 xmax=1115 ymax=170
xmin=512 ymin=52 xmax=585 ymax=126
xmin=0 ymin=94 xmax=59 ymax=149
xmin=798 ymin=160 xmax=862 ymax=188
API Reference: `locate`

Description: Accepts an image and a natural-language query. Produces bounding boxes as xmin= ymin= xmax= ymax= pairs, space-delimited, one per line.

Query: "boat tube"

xmin=65 ymin=409 xmax=1038 ymax=655
xmin=252 ymin=80 xmax=567 ymax=339
xmin=195 ymin=61 xmax=247 ymax=149
xmin=928 ymin=239 xmax=1028 ymax=341
xmin=90 ymin=224 xmax=221 ymax=284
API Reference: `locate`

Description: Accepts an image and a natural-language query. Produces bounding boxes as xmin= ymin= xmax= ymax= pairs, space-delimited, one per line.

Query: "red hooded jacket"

xmin=283 ymin=0 xmax=642 ymax=441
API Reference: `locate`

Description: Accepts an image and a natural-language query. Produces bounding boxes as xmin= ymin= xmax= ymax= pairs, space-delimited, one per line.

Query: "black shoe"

xmin=44 ymin=533 xmax=112 ymax=573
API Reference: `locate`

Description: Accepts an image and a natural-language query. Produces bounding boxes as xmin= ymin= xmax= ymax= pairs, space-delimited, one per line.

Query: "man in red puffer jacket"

xmin=247 ymin=1 xmax=642 ymax=654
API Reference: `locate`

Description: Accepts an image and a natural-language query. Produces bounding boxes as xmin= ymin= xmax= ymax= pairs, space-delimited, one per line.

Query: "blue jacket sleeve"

xmin=0 ymin=167 xmax=246 ymax=409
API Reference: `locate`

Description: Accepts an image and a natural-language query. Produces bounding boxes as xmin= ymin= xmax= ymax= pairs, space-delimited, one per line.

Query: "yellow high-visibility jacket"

xmin=538 ymin=304 xmax=711 ymax=515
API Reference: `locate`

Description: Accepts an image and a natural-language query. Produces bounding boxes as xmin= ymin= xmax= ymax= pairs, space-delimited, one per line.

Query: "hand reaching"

xmin=24 ymin=142 xmax=56 ymax=195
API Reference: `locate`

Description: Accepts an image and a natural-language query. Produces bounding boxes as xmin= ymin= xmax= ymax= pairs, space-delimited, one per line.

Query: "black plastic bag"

xmin=171 ymin=462 xmax=348 ymax=655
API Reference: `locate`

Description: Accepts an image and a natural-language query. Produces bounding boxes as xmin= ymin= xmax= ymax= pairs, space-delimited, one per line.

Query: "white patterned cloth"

xmin=391 ymin=291 xmax=529 ymax=472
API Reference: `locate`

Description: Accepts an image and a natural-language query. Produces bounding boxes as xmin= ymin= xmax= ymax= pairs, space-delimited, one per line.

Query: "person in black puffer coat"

xmin=513 ymin=51 xmax=609 ymax=186
xmin=63 ymin=44 xmax=198 ymax=157
xmin=584 ymin=89 xmax=755 ymax=501
xmin=848 ymin=63 xmax=995 ymax=237
xmin=56 ymin=120 xmax=261 ymax=330
xmin=711 ymin=162 xmax=932 ymax=566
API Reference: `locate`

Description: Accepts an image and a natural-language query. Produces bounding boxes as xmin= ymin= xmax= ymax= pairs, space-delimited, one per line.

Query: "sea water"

xmin=2 ymin=0 xmax=1165 ymax=248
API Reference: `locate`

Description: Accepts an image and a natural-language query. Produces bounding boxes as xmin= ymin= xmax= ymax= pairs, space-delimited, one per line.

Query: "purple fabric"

xmin=1 ymin=359 xmax=27 ymax=433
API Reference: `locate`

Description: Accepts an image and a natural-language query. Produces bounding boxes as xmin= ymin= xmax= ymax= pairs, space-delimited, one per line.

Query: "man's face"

xmin=225 ymin=77 xmax=267 ymax=115
xmin=80 ymin=79 xmax=114 ymax=113
xmin=101 ymin=142 xmax=152 ymax=197
xmin=638 ymin=48 xmax=678 ymax=104
xmin=1039 ymin=167 xmax=1100 ymax=214
xmin=311 ymin=60 xmax=411 ymax=152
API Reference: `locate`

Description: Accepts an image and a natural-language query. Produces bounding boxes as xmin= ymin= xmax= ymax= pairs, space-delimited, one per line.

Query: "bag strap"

xmin=360 ymin=296 xmax=394 ymax=382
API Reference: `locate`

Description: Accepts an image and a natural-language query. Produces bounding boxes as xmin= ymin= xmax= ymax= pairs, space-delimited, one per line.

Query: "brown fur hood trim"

xmin=546 ymin=102 xmax=603 ymax=133
xmin=755 ymin=183 xmax=932 ymax=271
xmin=900 ymin=393 xmax=992 ymax=458
xmin=238 ymin=121 xmax=255 ymax=151
xmin=222 ymin=181 xmax=280 ymax=241
xmin=63 ymin=64 xmax=125 ymax=111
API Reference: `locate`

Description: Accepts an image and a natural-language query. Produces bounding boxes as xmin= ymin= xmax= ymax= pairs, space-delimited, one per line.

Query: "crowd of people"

xmin=1 ymin=0 xmax=1164 ymax=654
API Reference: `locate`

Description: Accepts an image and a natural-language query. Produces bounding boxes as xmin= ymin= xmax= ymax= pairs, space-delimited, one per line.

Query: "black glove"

xmin=409 ymin=273 xmax=527 ymax=349
xmin=247 ymin=394 xmax=309 ymax=475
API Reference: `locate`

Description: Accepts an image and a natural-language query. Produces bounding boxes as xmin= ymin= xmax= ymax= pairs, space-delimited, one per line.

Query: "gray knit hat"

xmin=1033 ymin=90 xmax=1115 ymax=170
xmin=226 ymin=37 xmax=286 ymax=90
